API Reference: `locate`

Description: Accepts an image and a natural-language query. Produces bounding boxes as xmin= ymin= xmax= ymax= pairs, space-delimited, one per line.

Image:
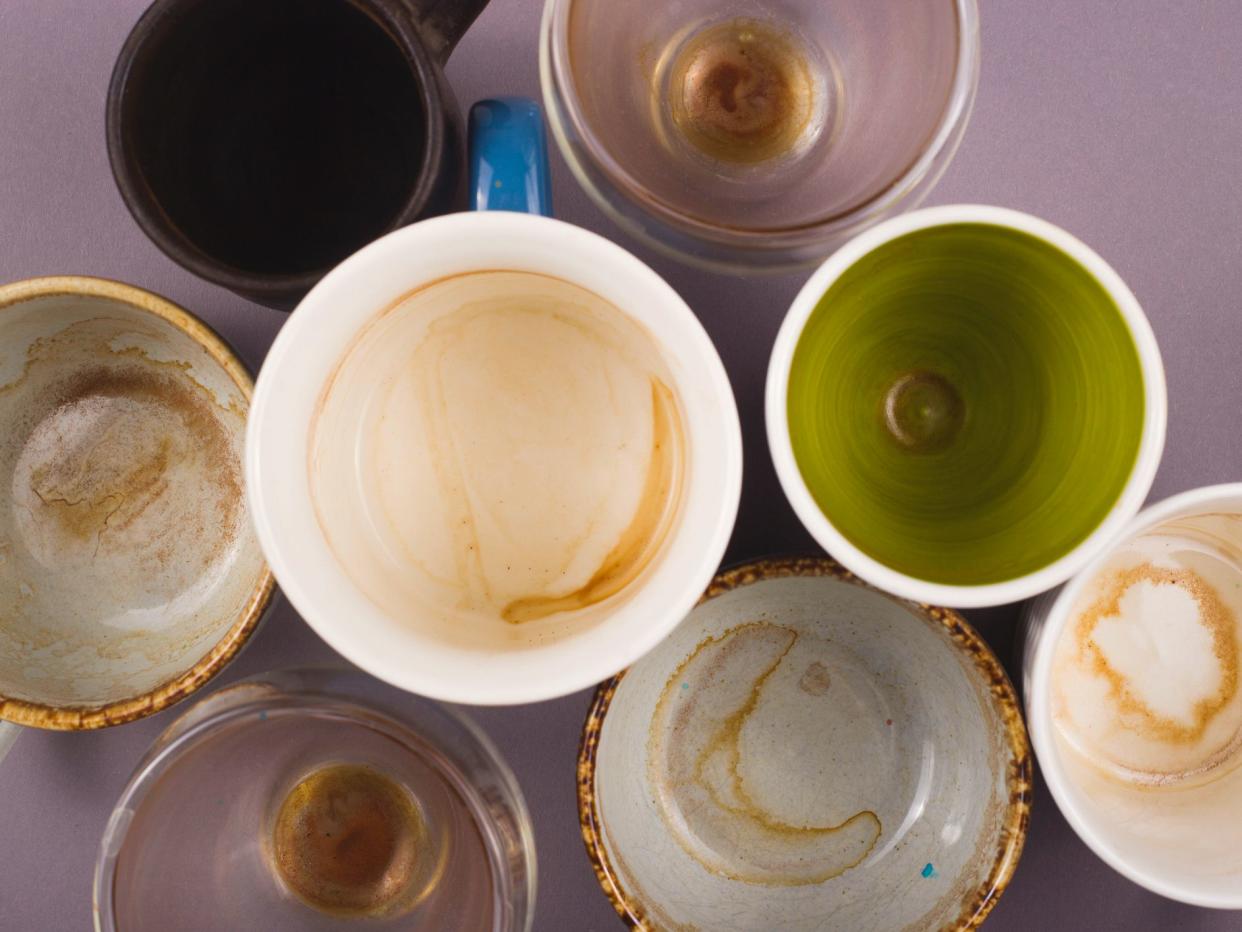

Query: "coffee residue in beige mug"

xmin=15 ymin=366 xmax=240 ymax=563
xmin=0 ymin=303 xmax=261 ymax=708
xmin=648 ymin=622 xmax=881 ymax=885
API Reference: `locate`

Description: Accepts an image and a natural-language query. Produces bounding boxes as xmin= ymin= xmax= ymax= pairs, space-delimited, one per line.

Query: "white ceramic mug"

xmin=1022 ymin=483 xmax=1242 ymax=907
xmin=246 ymin=99 xmax=741 ymax=705
xmin=766 ymin=205 xmax=1167 ymax=608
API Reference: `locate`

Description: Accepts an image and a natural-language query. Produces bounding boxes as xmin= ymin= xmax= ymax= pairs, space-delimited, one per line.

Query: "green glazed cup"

xmin=766 ymin=206 xmax=1166 ymax=608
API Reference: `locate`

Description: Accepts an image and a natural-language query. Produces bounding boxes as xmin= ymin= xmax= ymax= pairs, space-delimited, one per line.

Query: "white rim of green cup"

xmin=1023 ymin=483 xmax=1242 ymax=908
xmin=246 ymin=211 xmax=742 ymax=705
xmin=765 ymin=204 xmax=1167 ymax=608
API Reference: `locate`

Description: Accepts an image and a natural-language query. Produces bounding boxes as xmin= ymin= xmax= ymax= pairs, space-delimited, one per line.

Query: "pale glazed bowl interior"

xmin=0 ymin=277 xmax=272 ymax=728
xmin=579 ymin=558 xmax=1029 ymax=931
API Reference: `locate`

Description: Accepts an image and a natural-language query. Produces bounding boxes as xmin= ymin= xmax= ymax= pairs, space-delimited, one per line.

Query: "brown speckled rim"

xmin=577 ymin=556 xmax=1031 ymax=931
xmin=0 ymin=275 xmax=276 ymax=731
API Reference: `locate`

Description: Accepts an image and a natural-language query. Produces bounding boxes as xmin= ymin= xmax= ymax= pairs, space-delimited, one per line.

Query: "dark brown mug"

xmin=107 ymin=0 xmax=488 ymax=309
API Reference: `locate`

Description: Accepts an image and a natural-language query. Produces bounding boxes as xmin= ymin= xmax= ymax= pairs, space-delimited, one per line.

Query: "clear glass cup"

xmin=93 ymin=668 xmax=535 ymax=932
xmin=540 ymin=0 xmax=979 ymax=272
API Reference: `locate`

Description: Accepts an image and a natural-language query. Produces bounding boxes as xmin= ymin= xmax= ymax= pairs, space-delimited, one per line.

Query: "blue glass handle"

xmin=468 ymin=98 xmax=553 ymax=216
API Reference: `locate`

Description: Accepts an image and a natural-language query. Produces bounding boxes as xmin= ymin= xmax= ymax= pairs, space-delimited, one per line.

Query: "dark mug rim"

xmin=105 ymin=0 xmax=449 ymax=303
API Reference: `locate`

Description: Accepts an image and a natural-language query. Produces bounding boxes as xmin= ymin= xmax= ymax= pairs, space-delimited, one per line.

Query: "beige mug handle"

xmin=0 ymin=721 xmax=20 ymax=764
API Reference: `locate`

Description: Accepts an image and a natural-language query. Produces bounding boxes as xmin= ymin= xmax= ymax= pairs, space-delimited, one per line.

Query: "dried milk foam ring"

xmin=1023 ymin=484 xmax=1242 ymax=907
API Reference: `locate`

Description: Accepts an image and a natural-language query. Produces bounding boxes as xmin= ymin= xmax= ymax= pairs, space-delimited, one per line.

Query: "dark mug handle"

xmin=400 ymin=0 xmax=491 ymax=64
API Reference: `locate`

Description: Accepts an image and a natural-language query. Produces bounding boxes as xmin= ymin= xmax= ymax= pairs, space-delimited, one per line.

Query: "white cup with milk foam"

xmin=1022 ymin=483 xmax=1242 ymax=907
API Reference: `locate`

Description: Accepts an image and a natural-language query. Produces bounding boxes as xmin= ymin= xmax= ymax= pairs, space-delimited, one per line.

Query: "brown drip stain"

xmin=1075 ymin=562 xmax=1240 ymax=745
xmin=271 ymin=763 xmax=426 ymax=917
xmin=799 ymin=661 xmax=831 ymax=696
xmin=502 ymin=377 xmax=682 ymax=623
xmin=650 ymin=622 xmax=881 ymax=885
xmin=668 ymin=18 xmax=816 ymax=164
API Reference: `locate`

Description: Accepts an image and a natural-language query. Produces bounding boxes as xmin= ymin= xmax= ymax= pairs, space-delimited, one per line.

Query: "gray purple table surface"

xmin=1 ymin=1 xmax=1241 ymax=929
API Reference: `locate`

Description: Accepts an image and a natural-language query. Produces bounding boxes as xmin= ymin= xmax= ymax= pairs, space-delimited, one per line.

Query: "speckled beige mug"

xmin=579 ymin=557 xmax=1030 ymax=931
xmin=0 ymin=277 xmax=274 ymax=757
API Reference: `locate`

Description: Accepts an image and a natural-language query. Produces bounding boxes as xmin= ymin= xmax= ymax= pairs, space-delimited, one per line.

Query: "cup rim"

xmin=577 ymin=555 xmax=1032 ymax=929
xmin=539 ymin=0 xmax=981 ymax=271
xmin=765 ymin=204 xmax=1168 ymax=608
xmin=1025 ymin=482 xmax=1242 ymax=909
xmin=246 ymin=211 xmax=743 ymax=705
xmin=0 ymin=275 xmax=276 ymax=730
xmin=105 ymin=0 xmax=450 ymax=303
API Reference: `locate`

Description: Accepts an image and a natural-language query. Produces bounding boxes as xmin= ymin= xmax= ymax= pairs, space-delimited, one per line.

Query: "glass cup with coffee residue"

xmin=540 ymin=0 xmax=979 ymax=271
xmin=1023 ymin=483 xmax=1242 ymax=908
xmin=94 ymin=668 xmax=535 ymax=931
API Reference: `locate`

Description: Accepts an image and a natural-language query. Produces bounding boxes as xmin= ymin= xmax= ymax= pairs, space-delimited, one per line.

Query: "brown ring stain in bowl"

xmin=577 ymin=556 xmax=1032 ymax=931
xmin=14 ymin=364 xmax=241 ymax=567
xmin=308 ymin=269 xmax=687 ymax=636
xmin=649 ymin=622 xmax=881 ymax=885
xmin=0 ymin=276 xmax=274 ymax=731
xmin=501 ymin=378 xmax=681 ymax=623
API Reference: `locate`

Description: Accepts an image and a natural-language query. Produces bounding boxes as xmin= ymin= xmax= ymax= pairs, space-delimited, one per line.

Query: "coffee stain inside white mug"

xmin=311 ymin=271 xmax=686 ymax=646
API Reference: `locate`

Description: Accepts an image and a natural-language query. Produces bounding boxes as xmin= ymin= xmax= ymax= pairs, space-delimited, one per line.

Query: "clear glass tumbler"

xmin=93 ymin=668 xmax=535 ymax=932
xmin=540 ymin=0 xmax=979 ymax=271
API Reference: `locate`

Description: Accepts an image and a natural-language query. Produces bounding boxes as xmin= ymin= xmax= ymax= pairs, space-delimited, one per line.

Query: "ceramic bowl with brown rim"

xmin=0 ymin=276 xmax=273 ymax=750
xmin=578 ymin=557 xmax=1029 ymax=931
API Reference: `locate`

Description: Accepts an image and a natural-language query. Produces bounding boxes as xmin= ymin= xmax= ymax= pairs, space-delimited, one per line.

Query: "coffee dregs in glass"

xmin=94 ymin=669 xmax=536 ymax=932
xmin=541 ymin=0 xmax=980 ymax=270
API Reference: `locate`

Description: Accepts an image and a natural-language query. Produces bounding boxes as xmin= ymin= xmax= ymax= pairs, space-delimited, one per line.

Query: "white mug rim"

xmin=246 ymin=211 xmax=742 ymax=705
xmin=1026 ymin=482 xmax=1242 ymax=909
xmin=765 ymin=204 xmax=1167 ymax=608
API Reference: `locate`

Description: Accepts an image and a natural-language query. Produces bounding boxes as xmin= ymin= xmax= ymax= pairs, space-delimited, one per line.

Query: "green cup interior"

xmin=787 ymin=223 xmax=1146 ymax=587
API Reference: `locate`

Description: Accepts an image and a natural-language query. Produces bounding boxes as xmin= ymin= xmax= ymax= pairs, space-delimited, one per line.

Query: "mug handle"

xmin=404 ymin=0 xmax=491 ymax=65
xmin=0 ymin=721 xmax=19 ymax=765
xmin=468 ymin=98 xmax=554 ymax=216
